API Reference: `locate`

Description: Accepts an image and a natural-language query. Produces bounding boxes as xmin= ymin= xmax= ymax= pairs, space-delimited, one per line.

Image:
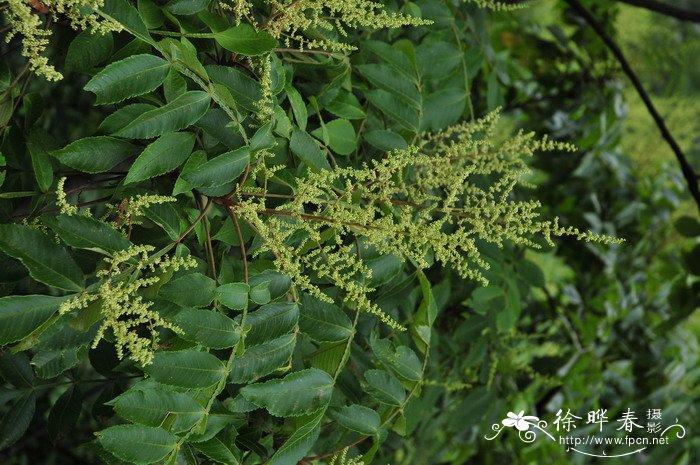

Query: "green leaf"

xmin=364 ymin=129 xmax=407 ymax=151
xmin=98 ymin=103 xmax=156 ymax=134
xmin=357 ymin=64 xmax=421 ymax=108
xmin=0 ymin=191 xmax=37 ymax=199
xmin=416 ymin=40 xmax=461 ymax=80
xmin=250 ymin=271 xmax=291 ymax=300
xmin=98 ymin=425 xmax=177 ymax=464
xmin=410 ymin=271 xmax=437 ymax=354
xmin=143 ymin=202 xmax=180 ymax=241
xmin=0 ymin=295 xmax=62 ymax=345
xmin=243 ymin=303 xmax=298 ymax=346
xmin=240 ymin=368 xmax=333 ymax=417
xmin=159 ymin=273 xmax=216 ymax=307
xmin=365 ymin=253 xmax=402 ymax=287
xmin=420 ymin=87 xmax=465 ymax=132
xmin=496 ymin=281 xmax=521 ymax=331
xmin=143 ymin=349 xmax=225 ymax=388
xmin=309 ymin=341 xmax=347 ymax=376
xmin=229 ymin=334 xmax=296 ymax=384
xmin=125 ymin=132 xmax=195 ymax=184
xmin=0 ymin=352 xmax=35 ymax=388
xmin=517 ymin=259 xmax=545 ymax=288
xmin=22 ymin=93 xmax=43 ymax=129
xmin=249 ymin=280 xmax=271 ymax=305
xmin=168 ymin=38 xmax=209 ymax=81
xmin=198 ymin=108 xmax=243 ymax=149
xmin=0 ymin=224 xmax=84 ymax=291
xmin=363 ymin=40 xmax=416 ymax=80
xmin=329 ymin=405 xmax=380 ymax=435
xmin=467 ymin=285 xmax=504 ymax=315
xmin=173 ymin=308 xmax=240 ymax=349
xmin=43 ymin=214 xmax=132 ymax=254
xmin=188 ymin=410 xmax=236 ymax=443
xmin=33 ymin=347 xmax=83 ymax=379
xmin=370 ymin=335 xmax=422 ymax=382
xmin=311 ymin=119 xmax=356 ymax=156
xmin=101 ymin=0 xmax=154 ymax=45
xmin=111 ymin=389 xmax=205 ymax=433
xmin=216 ymin=283 xmax=249 ymax=310
xmin=363 ymin=369 xmax=405 ymax=406
xmin=137 ymin=0 xmax=164 ymax=29
xmin=250 ymin=122 xmax=276 ymax=151
xmin=165 ymin=0 xmax=210 ymax=15
xmin=486 ymin=72 xmax=502 ymax=111
xmin=0 ymin=392 xmax=35 ymax=451
xmin=366 ymin=89 xmax=419 ymax=131
xmin=53 ymin=136 xmax=138 ymax=173
xmin=116 ymin=91 xmax=211 ymax=139
xmin=325 ymin=91 xmax=366 ymax=120
xmin=182 ymin=146 xmax=250 ymax=189
xmin=65 ymin=30 xmax=113 ymax=72
xmin=173 ymin=150 xmax=207 ymax=196
xmin=163 ymin=69 xmax=187 ymax=102
xmin=268 ymin=411 xmax=324 ymax=465
xmin=214 ymin=24 xmax=277 ymax=56
xmin=48 ymin=386 xmax=82 ymax=442
xmin=26 ymin=137 xmax=53 ymax=192
xmin=193 ymin=436 xmax=240 ymax=465
xmin=205 ymin=65 xmax=261 ymax=112
xmin=286 ymin=86 xmax=307 ymax=131
xmin=84 ymin=54 xmax=169 ymax=105
xmin=224 ymin=395 xmax=258 ymax=414
xmin=298 ymin=294 xmax=353 ymax=343
xmin=290 ymin=129 xmax=330 ymax=171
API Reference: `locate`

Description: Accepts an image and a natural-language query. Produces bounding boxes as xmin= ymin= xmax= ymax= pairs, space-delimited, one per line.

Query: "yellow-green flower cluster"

xmin=220 ymin=0 xmax=253 ymax=24
xmin=55 ymin=177 xmax=78 ymax=216
xmin=329 ymin=448 xmax=364 ymax=465
xmin=236 ymin=111 xmax=621 ymax=330
xmin=255 ymin=55 xmax=275 ymax=121
xmin=259 ymin=0 xmax=431 ymax=51
xmin=2 ymin=0 xmax=120 ymax=80
xmin=238 ymin=198 xmax=404 ymax=329
xmin=59 ymin=245 xmax=196 ymax=365
xmin=116 ymin=194 xmax=177 ymax=229
xmin=465 ymin=0 xmax=528 ymax=11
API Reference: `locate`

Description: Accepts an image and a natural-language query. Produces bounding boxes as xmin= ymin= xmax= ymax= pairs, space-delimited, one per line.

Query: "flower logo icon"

xmin=502 ymin=411 xmax=540 ymax=431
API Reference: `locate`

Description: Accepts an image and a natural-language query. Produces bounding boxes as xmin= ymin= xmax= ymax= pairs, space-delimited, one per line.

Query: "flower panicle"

xmin=235 ymin=111 xmax=621 ymax=330
xmin=60 ymin=245 xmax=197 ymax=365
xmin=465 ymin=0 xmax=530 ymax=11
xmin=4 ymin=0 xmax=120 ymax=80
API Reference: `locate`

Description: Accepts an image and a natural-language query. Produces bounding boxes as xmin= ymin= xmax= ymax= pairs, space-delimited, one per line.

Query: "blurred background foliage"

xmin=398 ymin=1 xmax=700 ymax=463
xmin=1 ymin=0 xmax=699 ymax=464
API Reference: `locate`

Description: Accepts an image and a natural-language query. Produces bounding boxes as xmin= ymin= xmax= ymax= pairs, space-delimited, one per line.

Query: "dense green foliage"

xmin=0 ymin=1 xmax=698 ymax=464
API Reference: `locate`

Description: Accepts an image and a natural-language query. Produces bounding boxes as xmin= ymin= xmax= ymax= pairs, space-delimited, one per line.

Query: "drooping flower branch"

xmin=217 ymin=111 xmax=623 ymax=330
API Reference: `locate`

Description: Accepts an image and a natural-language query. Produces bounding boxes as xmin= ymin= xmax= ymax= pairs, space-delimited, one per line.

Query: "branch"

xmin=615 ymin=0 xmax=700 ymax=24
xmin=565 ymin=0 xmax=700 ymax=211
